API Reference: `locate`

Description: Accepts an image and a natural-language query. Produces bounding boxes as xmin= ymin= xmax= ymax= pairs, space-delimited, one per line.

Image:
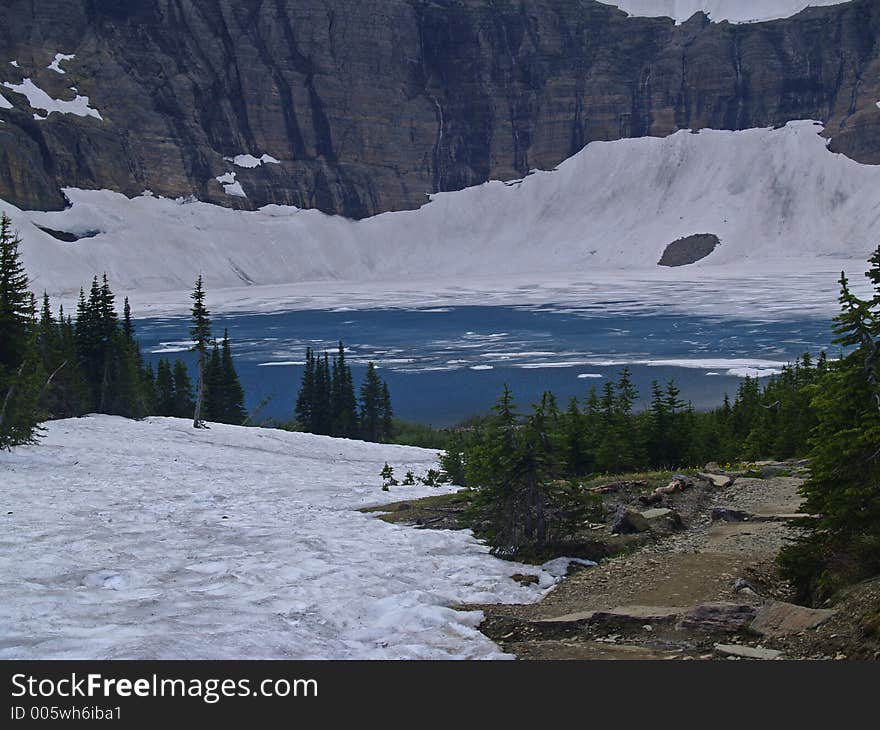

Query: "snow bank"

xmin=1 ymin=120 xmax=876 ymax=317
xmin=0 ymin=416 xmax=554 ymax=660
xmin=595 ymin=1 xmax=852 ymax=24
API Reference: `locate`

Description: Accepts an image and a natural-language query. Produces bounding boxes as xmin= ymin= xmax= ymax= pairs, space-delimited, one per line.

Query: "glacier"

xmin=595 ymin=0 xmax=853 ymax=24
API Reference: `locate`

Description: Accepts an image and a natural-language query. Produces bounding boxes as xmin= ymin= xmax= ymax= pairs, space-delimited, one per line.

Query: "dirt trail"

xmin=473 ymin=474 xmax=811 ymax=660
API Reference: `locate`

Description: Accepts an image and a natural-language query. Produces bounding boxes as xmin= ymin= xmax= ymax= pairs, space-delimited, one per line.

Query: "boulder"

xmin=750 ymin=602 xmax=837 ymax=638
xmin=611 ymin=508 xmax=651 ymax=535
xmin=677 ymin=603 xmax=758 ymax=633
xmin=640 ymin=508 xmax=685 ymax=531
xmin=699 ymin=472 xmax=733 ymax=488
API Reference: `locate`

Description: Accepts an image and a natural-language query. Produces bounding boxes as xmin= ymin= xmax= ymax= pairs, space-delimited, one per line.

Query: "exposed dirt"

xmin=367 ymin=464 xmax=880 ymax=660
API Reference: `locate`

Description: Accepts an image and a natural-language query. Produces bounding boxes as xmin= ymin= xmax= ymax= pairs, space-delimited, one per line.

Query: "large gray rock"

xmin=750 ymin=602 xmax=837 ymax=638
xmin=2 ymin=0 xmax=880 ymax=214
xmin=611 ymin=508 xmax=652 ymax=535
xmin=714 ymin=644 xmax=784 ymax=660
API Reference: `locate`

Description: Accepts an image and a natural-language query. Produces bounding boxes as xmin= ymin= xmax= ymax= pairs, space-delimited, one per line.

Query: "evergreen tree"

xmin=172 ymin=360 xmax=195 ymax=418
xmin=295 ymin=347 xmax=316 ymax=431
xmin=360 ymin=362 xmax=383 ymax=442
xmin=330 ymin=342 xmax=358 ymax=438
xmin=780 ymin=268 xmax=880 ymax=602
xmin=189 ymin=275 xmax=212 ymax=428
xmin=218 ymin=329 xmax=247 ymax=425
xmin=380 ymin=381 xmax=394 ymax=442
xmin=155 ymin=358 xmax=176 ymax=416
xmin=0 ymin=213 xmax=43 ymax=448
xmin=203 ymin=342 xmax=223 ymax=422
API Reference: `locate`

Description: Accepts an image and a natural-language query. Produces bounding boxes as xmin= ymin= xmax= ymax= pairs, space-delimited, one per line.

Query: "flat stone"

xmin=640 ymin=508 xmax=673 ymax=520
xmin=699 ymin=472 xmax=733 ymax=488
xmin=591 ymin=605 xmax=686 ymax=625
xmin=678 ymin=603 xmax=758 ymax=633
xmin=714 ymin=644 xmax=783 ymax=660
xmin=711 ymin=507 xmax=752 ymax=522
xmin=751 ymin=602 xmax=837 ymax=638
xmin=534 ymin=610 xmax=598 ymax=626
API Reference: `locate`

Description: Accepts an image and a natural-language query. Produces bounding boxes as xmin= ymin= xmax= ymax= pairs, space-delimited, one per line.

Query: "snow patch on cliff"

xmin=215 ymin=172 xmax=246 ymax=198
xmin=596 ymin=0 xmax=852 ymax=24
xmin=227 ymin=153 xmax=281 ymax=168
xmin=47 ymin=53 xmax=75 ymax=74
xmin=1 ymin=78 xmax=101 ymax=120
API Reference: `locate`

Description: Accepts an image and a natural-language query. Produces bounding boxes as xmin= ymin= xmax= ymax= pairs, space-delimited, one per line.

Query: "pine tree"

xmin=155 ymin=358 xmax=176 ymax=416
xmin=380 ymin=381 xmax=394 ymax=442
xmin=330 ymin=341 xmax=358 ymax=438
xmin=189 ymin=275 xmax=212 ymax=428
xmin=218 ymin=329 xmax=246 ymax=425
xmin=203 ymin=342 xmax=223 ymax=422
xmin=172 ymin=360 xmax=195 ymax=418
xmin=359 ymin=362 xmax=383 ymax=442
xmin=295 ymin=347 xmax=316 ymax=431
xmin=0 ymin=213 xmax=43 ymax=448
xmin=780 ymin=268 xmax=880 ymax=602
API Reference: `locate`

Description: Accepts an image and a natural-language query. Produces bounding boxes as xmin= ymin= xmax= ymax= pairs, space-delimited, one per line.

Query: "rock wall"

xmin=1 ymin=0 xmax=879 ymax=217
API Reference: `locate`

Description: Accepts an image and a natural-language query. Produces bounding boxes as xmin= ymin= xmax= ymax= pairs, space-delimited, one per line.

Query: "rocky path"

xmin=473 ymin=469 xmax=844 ymax=660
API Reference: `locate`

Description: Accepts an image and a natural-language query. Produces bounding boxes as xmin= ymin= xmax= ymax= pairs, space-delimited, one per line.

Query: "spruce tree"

xmin=295 ymin=347 xmax=316 ymax=431
xmin=780 ymin=268 xmax=880 ymax=602
xmin=203 ymin=342 xmax=223 ymax=422
xmin=380 ymin=381 xmax=394 ymax=442
xmin=172 ymin=360 xmax=195 ymax=418
xmin=189 ymin=275 xmax=212 ymax=428
xmin=0 ymin=213 xmax=42 ymax=448
xmin=155 ymin=358 xmax=176 ymax=416
xmin=359 ymin=362 xmax=383 ymax=442
xmin=219 ymin=329 xmax=246 ymax=425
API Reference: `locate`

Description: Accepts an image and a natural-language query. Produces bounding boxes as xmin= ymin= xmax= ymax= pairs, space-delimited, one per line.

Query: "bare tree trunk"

xmin=193 ymin=350 xmax=205 ymax=428
xmin=39 ymin=360 xmax=67 ymax=400
xmin=0 ymin=363 xmax=25 ymax=432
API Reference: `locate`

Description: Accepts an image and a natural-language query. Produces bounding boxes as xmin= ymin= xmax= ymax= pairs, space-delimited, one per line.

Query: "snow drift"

xmin=1 ymin=120 xmax=879 ymax=305
xmin=0 ymin=416 xmax=557 ymax=660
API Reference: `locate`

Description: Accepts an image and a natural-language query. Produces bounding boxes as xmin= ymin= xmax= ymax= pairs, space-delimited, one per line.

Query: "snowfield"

xmin=0 ymin=416 xmax=555 ymax=660
xmin=595 ymin=0 xmax=852 ymax=24
xmin=2 ymin=120 xmax=878 ymax=314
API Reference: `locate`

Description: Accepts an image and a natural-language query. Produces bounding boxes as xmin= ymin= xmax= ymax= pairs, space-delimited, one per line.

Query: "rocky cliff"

xmin=1 ymin=0 xmax=879 ymax=218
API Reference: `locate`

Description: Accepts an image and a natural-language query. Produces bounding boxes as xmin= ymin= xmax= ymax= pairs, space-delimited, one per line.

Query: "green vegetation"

xmin=293 ymin=342 xmax=395 ymax=443
xmin=0 ymin=212 xmax=248 ymax=447
xmin=779 ymin=255 xmax=880 ymax=604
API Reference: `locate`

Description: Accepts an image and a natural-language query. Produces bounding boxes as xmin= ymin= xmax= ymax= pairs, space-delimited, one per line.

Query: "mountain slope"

xmin=1 ymin=0 xmax=880 ymax=216
xmin=4 ymin=120 xmax=878 ymax=301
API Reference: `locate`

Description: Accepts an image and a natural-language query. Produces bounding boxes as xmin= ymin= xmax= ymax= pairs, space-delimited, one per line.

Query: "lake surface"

xmin=134 ymin=305 xmax=835 ymax=427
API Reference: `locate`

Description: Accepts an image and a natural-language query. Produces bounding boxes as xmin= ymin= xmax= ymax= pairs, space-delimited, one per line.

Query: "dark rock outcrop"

xmin=1 ymin=0 xmax=880 ymax=216
xmin=658 ymin=234 xmax=721 ymax=267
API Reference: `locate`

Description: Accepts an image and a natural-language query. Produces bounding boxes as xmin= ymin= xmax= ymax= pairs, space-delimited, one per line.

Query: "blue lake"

xmin=134 ymin=306 xmax=836 ymax=427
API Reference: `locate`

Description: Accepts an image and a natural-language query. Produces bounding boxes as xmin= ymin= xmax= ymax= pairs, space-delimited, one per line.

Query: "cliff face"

xmin=1 ymin=0 xmax=879 ymax=217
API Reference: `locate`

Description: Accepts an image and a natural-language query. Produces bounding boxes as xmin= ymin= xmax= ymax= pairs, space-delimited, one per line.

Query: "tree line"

xmin=441 ymin=355 xmax=826 ymax=559
xmin=294 ymin=342 xmax=394 ymax=443
xmin=0 ymin=213 xmax=246 ymax=447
